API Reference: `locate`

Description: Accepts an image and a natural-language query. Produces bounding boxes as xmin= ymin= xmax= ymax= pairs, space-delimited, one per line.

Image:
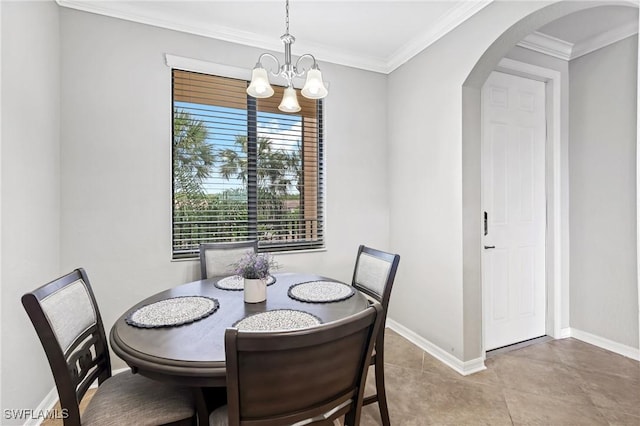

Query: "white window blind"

xmin=172 ymin=69 xmax=324 ymax=258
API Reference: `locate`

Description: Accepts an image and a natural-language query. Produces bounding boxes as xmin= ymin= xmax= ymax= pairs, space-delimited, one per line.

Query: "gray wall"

xmin=388 ymin=0 xmax=637 ymax=362
xmin=1 ymin=2 xmax=390 ymax=415
xmin=1 ymin=1 xmax=61 ymax=421
xmin=569 ymin=35 xmax=639 ymax=348
xmin=387 ymin=0 xmax=574 ymax=361
xmin=58 ymin=8 xmax=389 ymax=367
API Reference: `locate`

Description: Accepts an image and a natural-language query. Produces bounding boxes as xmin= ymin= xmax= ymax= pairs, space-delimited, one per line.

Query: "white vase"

xmin=244 ymin=278 xmax=267 ymax=303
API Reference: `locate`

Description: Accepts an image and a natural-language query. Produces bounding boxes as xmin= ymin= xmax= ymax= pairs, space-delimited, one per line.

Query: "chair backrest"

xmin=351 ymin=245 xmax=400 ymax=310
xmin=21 ymin=268 xmax=111 ymax=426
xmin=199 ymin=241 xmax=258 ymax=280
xmin=224 ymin=303 xmax=383 ymax=426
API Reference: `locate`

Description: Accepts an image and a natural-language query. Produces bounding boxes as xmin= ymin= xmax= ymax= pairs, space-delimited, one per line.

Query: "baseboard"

xmin=568 ymin=328 xmax=640 ymax=361
xmin=385 ymin=320 xmax=640 ymax=376
xmin=386 ymin=319 xmax=486 ymax=376
xmin=21 ymin=387 xmax=60 ymax=426
xmin=559 ymin=327 xmax=572 ymax=339
xmin=28 ymin=367 xmax=130 ymax=426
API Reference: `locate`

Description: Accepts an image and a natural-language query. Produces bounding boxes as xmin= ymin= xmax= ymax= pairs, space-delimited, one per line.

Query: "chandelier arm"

xmin=293 ymin=53 xmax=318 ymax=76
xmin=258 ymin=53 xmax=282 ymax=77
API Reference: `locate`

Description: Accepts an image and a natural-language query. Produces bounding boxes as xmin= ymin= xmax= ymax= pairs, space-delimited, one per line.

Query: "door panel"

xmin=482 ymin=71 xmax=546 ymax=351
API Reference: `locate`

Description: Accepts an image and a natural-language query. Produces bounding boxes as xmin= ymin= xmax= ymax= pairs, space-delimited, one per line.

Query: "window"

xmin=172 ymin=69 xmax=324 ymax=259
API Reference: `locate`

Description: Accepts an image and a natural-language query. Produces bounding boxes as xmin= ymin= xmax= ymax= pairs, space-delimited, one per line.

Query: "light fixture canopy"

xmin=247 ymin=0 xmax=328 ymax=112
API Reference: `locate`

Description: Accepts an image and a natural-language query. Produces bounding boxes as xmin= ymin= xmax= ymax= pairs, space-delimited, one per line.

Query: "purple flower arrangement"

xmin=233 ymin=252 xmax=278 ymax=279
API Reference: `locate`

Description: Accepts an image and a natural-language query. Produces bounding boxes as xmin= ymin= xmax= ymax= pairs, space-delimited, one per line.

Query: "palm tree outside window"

xmin=171 ymin=70 xmax=324 ymax=259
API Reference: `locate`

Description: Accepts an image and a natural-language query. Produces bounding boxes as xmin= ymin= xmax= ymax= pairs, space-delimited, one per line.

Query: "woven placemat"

xmin=214 ymin=275 xmax=276 ymax=291
xmin=126 ymin=296 xmax=219 ymax=328
xmin=233 ymin=309 xmax=321 ymax=331
xmin=288 ymin=281 xmax=355 ymax=303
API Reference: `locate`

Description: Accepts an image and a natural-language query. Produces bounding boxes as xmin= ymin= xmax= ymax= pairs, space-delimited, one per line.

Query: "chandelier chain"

xmin=285 ymin=0 xmax=290 ymax=34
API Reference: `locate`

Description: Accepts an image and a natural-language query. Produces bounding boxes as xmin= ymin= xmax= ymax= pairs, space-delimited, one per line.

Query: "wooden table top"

xmin=109 ymin=272 xmax=369 ymax=387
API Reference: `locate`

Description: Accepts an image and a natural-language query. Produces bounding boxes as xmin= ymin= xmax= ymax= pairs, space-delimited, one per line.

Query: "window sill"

xmin=170 ymin=247 xmax=327 ymax=262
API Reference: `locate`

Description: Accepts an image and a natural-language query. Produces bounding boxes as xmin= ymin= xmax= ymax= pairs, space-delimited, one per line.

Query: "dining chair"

xmin=199 ymin=241 xmax=259 ymax=280
xmin=351 ymin=245 xmax=400 ymax=426
xmin=21 ymin=268 xmax=196 ymax=426
xmin=209 ymin=303 xmax=384 ymax=426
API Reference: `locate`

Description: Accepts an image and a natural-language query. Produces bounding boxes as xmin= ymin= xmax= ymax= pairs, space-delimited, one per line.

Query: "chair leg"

xmin=192 ymin=387 xmax=210 ymax=425
xmin=374 ymin=354 xmax=391 ymax=426
xmin=344 ymin=408 xmax=357 ymax=426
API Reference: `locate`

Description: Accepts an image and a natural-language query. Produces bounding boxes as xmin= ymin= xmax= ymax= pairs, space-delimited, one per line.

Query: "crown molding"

xmin=518 ymin=19 xmax=639 ymax=62
xmin=55 ymin=0 xmax=390 ymax=72
xmin=56 ymin=0 xmax=287 ymax=53
xmin=56 ymin=0 xmax=491 ymax=74
xmin=570 ymin=19 xmax=639 ymax=60
xmin=386 ymin=0 xmax=493 ymax=72
xmin=517 ymin=31 xmax=573 ymax=61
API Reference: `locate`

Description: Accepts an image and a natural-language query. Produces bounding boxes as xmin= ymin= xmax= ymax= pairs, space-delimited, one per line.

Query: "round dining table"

xmin=109 ymin=272 xmax=369 ymax=388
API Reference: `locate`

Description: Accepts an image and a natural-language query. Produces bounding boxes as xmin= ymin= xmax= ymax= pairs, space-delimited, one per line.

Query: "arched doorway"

xmin=462 ymin=1 xmax=639 ymax=363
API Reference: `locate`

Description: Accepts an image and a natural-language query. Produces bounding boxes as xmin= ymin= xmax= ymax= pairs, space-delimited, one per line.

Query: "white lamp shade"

xmin=278 ymin=86 xmax=301 ymax=113
xmin=246 ymin=67 xmax=274 ymax=98
xmin=301 ymin=68 xmax=328 ymax=99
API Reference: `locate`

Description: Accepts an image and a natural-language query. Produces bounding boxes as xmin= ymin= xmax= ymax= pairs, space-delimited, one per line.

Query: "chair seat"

xmin=209 ymin=406 xmax=227 ymax=426
xmin=82 ymin=371 xmax=194 ymax=426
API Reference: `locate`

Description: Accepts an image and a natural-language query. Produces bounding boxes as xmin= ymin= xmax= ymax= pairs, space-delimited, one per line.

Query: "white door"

xmin=482 ymin=71 xmax=546 ymax=351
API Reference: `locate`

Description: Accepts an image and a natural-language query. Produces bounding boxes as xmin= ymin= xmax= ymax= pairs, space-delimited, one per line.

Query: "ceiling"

xmin=57 ymin=1 xmax=638 ymax=73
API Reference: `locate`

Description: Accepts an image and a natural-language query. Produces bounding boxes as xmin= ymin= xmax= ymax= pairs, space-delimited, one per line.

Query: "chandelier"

xmin=246 ymin=0 xmax=328 ymax=113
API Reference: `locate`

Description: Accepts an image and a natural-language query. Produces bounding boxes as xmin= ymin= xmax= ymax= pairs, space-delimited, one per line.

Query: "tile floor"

xmin=360 ymin=329 xmax=640 ymax=425
xmin=43 ymin=329 xmax=640 ymax=425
